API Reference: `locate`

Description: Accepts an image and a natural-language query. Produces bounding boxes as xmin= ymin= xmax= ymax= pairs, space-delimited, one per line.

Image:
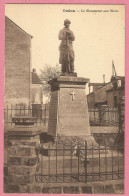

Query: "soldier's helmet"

xmin=64 ymin=19 xmax=71 ymax=26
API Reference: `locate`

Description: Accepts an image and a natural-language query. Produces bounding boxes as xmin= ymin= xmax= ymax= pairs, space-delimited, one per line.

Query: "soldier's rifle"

xmin=66 ymin=32 xmax=70 ymax=73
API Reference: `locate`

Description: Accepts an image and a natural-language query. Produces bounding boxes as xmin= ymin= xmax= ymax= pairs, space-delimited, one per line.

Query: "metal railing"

xmin=88 ymin=107 xmax=119 ymax=126
xmin=4 ymin=105 xmax=120 ymax=127
xmin=35 ymin=141 xmax=124 ymax=183
xmin=4 ymin=104 xmax=48 ymax=126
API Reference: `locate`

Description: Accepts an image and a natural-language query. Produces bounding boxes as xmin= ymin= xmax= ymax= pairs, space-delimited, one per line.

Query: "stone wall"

xmin=14 ymin=180 xmax=124 ymax=194
xmin=6 ymin=126 xmax=41 ymax=193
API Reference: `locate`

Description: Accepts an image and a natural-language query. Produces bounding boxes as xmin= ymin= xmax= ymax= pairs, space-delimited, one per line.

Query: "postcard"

xmin=0 ymin=1 xmax=129 ymax=195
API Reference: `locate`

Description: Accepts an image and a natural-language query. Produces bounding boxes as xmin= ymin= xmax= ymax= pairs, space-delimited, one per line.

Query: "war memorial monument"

xmin=48 ymin=19 xmax=96 ymax=145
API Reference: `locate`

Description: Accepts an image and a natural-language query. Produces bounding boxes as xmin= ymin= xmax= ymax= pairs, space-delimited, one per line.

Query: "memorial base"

xmin=48 ymin=76 xmax=96 ymax=145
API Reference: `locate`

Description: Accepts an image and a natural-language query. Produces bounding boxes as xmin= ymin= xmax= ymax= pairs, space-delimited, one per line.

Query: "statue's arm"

xmin=58 ymin=29 xmax=66 ymax=41
xmin=58 ymin=29 xmax=75 ymax=41
xmin=69 ymin=31 xmax=75 ymax=41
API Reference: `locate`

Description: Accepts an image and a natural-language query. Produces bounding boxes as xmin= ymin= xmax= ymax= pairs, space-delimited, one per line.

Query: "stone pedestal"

xmin=7 ymin=125 xmax=41 ymax=193
xmin=48 ymin=76 xmax=92 ymax=139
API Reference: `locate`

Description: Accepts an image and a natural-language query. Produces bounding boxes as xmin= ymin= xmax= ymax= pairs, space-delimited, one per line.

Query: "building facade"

xmin=5 ymin=16 xmax=32 ymax=106
xmin=87 ymin=76 xmax=125 ymax=108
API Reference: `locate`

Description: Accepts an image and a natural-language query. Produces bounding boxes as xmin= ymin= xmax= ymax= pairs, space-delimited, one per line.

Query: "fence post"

xmin=63 ymin=143 xmax=65 ymax=182
xmin=99 ymin=141 xmax=101 ymax=180
xmin=71 ymin=140 xmax=72 ymax=182
xmin=99 ymin=106 xmax=102 ymax=125
xmin=56 ymin=141 xmax=57 ymax=182
xmin=78 ymin=142 xmax=80 ymax=182
xmin=7 ymin=105 xmax=8 ymax=123
xmin=118 ymin=97 xmax=125 ymax=132
xmin=48 ymin=143 xmax=50 ymax=182
xmin=92 ymin=142 xmax=94 ymax=181
xmin=11 ymin=105 xmax=12 ymax=126
xmin=105 ymin=143 xmax=107 ymax=180
xmin=85 ymin=141 xmax=87 ymax=183
xmin=118 ymin=102 xmax=121 ymax=132
xmin=44 ymin=104 xmax=47 ymax=124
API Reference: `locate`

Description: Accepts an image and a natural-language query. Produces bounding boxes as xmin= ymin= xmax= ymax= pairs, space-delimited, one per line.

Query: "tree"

xmin=39 ymin=64 xmax=61 ymax=102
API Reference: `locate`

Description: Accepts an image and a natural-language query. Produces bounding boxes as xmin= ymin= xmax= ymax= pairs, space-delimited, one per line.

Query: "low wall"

xmin=23 ymin=180 xmax=124 ymax=194
xmin=90 ymin=126 xmax=119 ymax=134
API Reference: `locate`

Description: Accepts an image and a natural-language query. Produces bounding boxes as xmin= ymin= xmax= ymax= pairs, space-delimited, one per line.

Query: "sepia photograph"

xmin=3 ymin=3 xmax=125 ymax=194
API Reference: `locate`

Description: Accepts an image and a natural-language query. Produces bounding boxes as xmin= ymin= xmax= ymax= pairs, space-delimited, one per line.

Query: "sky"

xmin=5 ymin=4 xmax=125 ymax=85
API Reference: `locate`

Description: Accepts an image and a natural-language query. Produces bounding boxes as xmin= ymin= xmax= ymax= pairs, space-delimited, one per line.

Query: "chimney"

xmin=33 ymin=69 xmax=36 ymax=73
xmin=103 ymin=74 xmax=105 ymax=83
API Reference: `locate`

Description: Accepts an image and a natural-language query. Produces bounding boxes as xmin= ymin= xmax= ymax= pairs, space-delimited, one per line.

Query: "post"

xmin=71 ymin=140 xmax=72 ymax=182
xmin=99 ymin=106 xmax=102 ymax=126
xmin=48 ymin=143 xmax=50 ymax=182
xmin=11 ymin=104 xmax=12 ymax=126
xmin=78 ymin=142 xmax=80 ymax=181
xmin=85 ymin=141 xmax=87 ymax=182
xmin=99 ymin=142 xmax=101 ymax=180
xmin=56 ymin=141 xmax=58 ymax=182
xmin=119 ymin=97 xmax=125 ymax=132
xmin=63 ymin=143 xmax=65 ymax=182
xmin=92 ymin=143 xmax=94 ymax=181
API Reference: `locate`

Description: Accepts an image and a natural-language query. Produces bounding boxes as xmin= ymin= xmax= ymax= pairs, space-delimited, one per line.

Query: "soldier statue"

xmin=58 ymin=19 xmax=75 ymax=74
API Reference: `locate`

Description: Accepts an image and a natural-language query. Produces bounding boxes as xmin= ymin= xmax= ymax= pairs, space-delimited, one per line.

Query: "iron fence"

xmin=4 ymin=105 xmax=120 ymax=127
xmin=88 ymin=107 xmax=119 ymax=126
xmin=35 ymin=141 xmax=124 ymax=183
xmin=4 ymin=104 xmax=48 ymax=126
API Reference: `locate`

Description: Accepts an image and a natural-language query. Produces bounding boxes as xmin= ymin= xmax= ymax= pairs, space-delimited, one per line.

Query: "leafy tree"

xmin=39 ymin=64 xmax=61 ymax=101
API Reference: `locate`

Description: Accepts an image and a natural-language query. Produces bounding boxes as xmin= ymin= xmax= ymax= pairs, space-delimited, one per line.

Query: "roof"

xmin=94 ymin=82 xmax=113 ymax=103
xmin=111 ymin=76 xmax=124 ymax=80
xmin=5 ymin=16 xmax=33 ymax=38
xmin=32 ymin=72 xmax=42 ymax=84
xmin=88 ymin=83 xmax=106 ymax=87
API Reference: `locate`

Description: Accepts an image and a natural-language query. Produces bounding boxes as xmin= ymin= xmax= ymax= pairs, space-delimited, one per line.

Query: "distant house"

xmin=88 ymin=83 xmax=106 ymax=108
xmin=5 ymin=16 xmax=32 ymax=106
xmin=87 ymin=76 xmax=125 ymax=108
xmin=106 ymin=76 xmax=125 ymax=107
xmin=31 ymin=69 xmax=43 ymax=105
xmin=31 ymin=69 xmax=43 ymax=120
